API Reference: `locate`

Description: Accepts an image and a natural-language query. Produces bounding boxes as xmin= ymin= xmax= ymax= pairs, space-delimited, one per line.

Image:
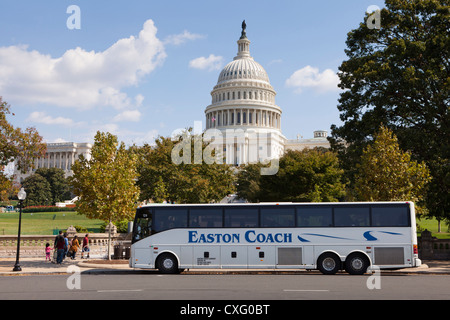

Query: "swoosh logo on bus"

xmin=363 ymin=231 xmax=403 ymax=241
xmin=297 ymin=233 xmax=354 ymax=242
xmin=297 ymin=235 xmax=310 ymax=242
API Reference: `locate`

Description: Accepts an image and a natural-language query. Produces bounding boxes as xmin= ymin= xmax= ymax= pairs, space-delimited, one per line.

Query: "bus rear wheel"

xmin=317 ymin=253 xmax=341 ymax=275
xmin=345 ymin=253 xmax=370 ymax=275
xmin=156 ymin=253 xmax=179 ymax=274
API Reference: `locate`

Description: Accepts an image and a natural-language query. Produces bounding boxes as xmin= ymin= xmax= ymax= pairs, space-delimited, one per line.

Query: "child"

xmin=45 ymin=243 xmax=53 ymax=261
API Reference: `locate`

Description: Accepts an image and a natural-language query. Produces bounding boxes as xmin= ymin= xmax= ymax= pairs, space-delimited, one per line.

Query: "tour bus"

xmin=130 ymin=202 xmax=421 ymax=275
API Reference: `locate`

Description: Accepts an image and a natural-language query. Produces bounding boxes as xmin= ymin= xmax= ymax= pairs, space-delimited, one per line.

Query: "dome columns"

xmin=206 ymin=108 xmax=281 ymax=130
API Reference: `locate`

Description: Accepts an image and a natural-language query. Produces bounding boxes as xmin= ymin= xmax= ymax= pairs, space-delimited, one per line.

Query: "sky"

xmin=0 ymin=0 xmax=386 ymax=146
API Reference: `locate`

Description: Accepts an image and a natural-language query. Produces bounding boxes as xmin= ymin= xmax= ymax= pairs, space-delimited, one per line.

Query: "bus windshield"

xmin=132 ymin=208 xmax=153 ymax=243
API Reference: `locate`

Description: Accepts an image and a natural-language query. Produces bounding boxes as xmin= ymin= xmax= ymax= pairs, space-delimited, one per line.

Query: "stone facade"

xmin=14 ymin=142 xmax=92 ymax=183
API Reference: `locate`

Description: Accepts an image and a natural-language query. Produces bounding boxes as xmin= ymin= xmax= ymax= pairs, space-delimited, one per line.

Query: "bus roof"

xmin=137 ymin=201 xmax=412 ymax=208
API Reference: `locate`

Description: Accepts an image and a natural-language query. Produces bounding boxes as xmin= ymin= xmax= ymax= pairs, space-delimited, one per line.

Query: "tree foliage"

xmin=22 ymin=174 xmax=52 ymax=206
xmin=69 ymin=131 xmax=139 ymax=223
xmin=135 ymin=134 xmax=235 ymax=203
xmin=21 ymin=168 xmax=71 ymax=206
xmin=36 ymin=168 xmax=72 ymax=203
xmin=0 ymin=97 xmax=46 ymax=200
xmin=237 ymin=148 xmax=346 ymax=203
xmin=352 ymin=126 xmax=431 ymax=214
xmin=330 ymin=0 xmax=449 ymax=219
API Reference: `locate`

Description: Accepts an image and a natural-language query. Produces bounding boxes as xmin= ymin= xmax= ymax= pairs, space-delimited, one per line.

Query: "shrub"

xmin=23 ymin=206 xmax=76 ymax=213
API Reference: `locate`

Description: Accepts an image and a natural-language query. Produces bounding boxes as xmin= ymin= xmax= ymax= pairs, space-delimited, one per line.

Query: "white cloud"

xmin=189 ymin=54 xmax=223 ymax=71
xmin=113 ymin=109 xmax=142 ymax=122
xmin=26 ymin=111 xmax=74 ymax=126
xmin=164 ymin=30 xmax=205 ymax=45
xmin=0 ymin=19 xmax=166 ymax=109
xmin=285 ymin=65 xmax=339 ymax=93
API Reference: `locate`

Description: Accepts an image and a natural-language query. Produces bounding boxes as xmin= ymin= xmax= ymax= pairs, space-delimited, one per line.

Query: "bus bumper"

xmin=414 ymin=258 xmax=422 ymax=267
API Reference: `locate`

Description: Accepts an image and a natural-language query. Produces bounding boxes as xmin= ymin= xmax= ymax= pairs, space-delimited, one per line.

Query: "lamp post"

xmin=13 ymin=188 xmax=26 ymax=272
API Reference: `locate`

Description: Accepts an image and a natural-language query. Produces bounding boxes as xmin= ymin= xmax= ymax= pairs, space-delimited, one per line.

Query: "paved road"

xmin=1 ymin=273 xmax=449 ymax=301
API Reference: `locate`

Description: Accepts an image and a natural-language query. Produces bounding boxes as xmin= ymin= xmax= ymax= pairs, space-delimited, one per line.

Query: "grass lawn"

xmin=417 ymin=217 xmax=450 ymax=239
xmin=0 ymin=211 xmax=104 ymax=235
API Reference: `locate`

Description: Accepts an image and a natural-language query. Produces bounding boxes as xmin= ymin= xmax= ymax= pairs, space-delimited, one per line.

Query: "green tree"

xmin=0 ymin=97 xmax=46 ymax=199
xmin=69 ymin=131 xmax=139 ymax=259
xmin=36 ymin=168 xmax=72 ymax=204
xmin=237 ymin=149 xmax=346 ymax=203
xmin=352 ymin=126 xmax=431 ymax=214
xmin=136 ymin=134 xmax=235 ymax=203
xmin=330 ymin=0 xmax=449 ymax=220
xmin=236 ymin=163 xmax=263 ymax=202
xmin=22 ymin=174 xmax=52 ymax=206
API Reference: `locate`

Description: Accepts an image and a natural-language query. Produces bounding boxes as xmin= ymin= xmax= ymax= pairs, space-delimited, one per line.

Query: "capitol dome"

xmin=217 ymin=57 xmax=270 ymax=85
xmin=204 ymin=21 xmax=285 ymax=165
xmin=205 ymin=21 xmax=281 ymax=131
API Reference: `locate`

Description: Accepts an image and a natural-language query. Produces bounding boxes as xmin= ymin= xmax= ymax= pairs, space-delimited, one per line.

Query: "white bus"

xmin=130 ymin=202 xmax=421 ymax=275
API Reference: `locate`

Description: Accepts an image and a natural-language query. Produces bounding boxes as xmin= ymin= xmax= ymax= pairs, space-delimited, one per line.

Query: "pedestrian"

xmin=63 ymin=232 xmax=69 ymax=260
xmin=53 ymin=230 xmax=61 ymax=248
xmin=68 ymin=235 xmax=80 ymax=259
xmin=45 ymin=243 xmax=53 ymax=261
xmin=54 ymin=231 xmax=65 ymax=264
xmin=81 ymin=233 xmax=90 ymax=259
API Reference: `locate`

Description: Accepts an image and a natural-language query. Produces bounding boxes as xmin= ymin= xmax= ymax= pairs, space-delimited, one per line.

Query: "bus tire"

xmin=317 ymin=252 xmax=341 ymax=275
xmin=345 ymin=253 xmax=370 ymax=275
xmin=156 ymin=253 xmax=179 ymax=274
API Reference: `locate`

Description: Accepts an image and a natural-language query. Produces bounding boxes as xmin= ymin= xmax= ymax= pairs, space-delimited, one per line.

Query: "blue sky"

xmin=0 ymin=0 xmax=386 ymax=146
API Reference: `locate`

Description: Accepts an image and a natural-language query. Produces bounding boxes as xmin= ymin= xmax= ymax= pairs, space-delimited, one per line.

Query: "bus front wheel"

xmin=156 ymin=253 xmax=179 ymax=274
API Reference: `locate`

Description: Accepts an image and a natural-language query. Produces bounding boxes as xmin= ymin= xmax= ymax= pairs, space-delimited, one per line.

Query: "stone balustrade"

xmin=418 ymin=230 xmax=450 ymax=260
xmin=0 ymin=232 xmax=130 ymax=258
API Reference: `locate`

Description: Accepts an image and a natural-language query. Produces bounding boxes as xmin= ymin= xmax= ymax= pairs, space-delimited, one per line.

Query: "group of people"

xmin=46 ymin=232 xmax=90 ymax=264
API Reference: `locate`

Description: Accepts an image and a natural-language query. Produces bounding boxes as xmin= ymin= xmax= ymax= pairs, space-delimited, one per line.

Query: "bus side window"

xmin=296 ymin=207 xmax=332 ymax=227
xmin=260 ymin=207 xmax=295 ymax=227
xmin=334 ymin=207 xmax=370 ymax=227
xmin=371 ymin=205 xmax=409 ymax=227
xmin=224 ymin=208 xmax=258 ymax=227
xmin=154 ymin=208 xmax=188 ymax=232
xmin=189 ymin=209 xmax=222 ymax=228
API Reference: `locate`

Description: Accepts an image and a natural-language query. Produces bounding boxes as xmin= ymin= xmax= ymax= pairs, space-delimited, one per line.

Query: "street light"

xmin=13 ymin=188 xmax=26 ymax=272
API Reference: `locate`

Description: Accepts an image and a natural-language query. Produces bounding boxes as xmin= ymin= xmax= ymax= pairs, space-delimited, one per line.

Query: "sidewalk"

xmin=1 ymin=257 xmax=450 ymax=276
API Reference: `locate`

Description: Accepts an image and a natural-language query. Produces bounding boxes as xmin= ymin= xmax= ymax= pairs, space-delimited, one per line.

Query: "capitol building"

xmin=14 ymin=22 xmax=329 ymax=182
xmin=14 ymin=142 xmax=92 ymax=184
xmin=204 ymin=21 xmax=329 ymax=165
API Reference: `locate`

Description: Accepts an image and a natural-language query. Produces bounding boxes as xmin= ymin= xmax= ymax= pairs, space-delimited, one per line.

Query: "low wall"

xmin=0 ymin=233 xmax=131 ymax=258
xmin=418 ymin=230 xmax=450 ymax=260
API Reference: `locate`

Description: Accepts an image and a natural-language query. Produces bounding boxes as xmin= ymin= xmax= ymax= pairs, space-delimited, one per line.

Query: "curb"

xmin=1 ymin=260 xmax=450 ymax=276
xmin=78 ymin=261 xmax=131 ymax=269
